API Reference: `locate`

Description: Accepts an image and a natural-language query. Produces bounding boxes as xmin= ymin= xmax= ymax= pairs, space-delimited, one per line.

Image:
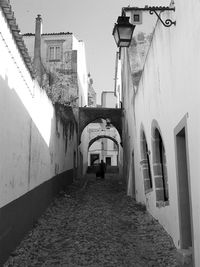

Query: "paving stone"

xmin=4 ymin=174 xmax=180 ymax=267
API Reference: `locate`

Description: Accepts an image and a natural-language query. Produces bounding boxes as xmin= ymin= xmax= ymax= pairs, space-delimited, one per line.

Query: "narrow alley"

xmin=4 ymin=173 xmax=179 ymax=267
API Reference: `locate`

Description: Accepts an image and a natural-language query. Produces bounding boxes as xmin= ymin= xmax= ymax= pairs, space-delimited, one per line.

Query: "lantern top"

xmin=116 ymin=16 xmax=131 ymax=26
xmin=112 ymin=16 xmax=135 ymax=48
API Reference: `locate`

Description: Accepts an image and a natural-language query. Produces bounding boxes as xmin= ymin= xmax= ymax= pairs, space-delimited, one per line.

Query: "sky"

xmin=10 ymin=0 xmax=170 ymax=103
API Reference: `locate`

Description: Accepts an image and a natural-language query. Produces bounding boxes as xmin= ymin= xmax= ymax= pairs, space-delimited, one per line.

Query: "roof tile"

xmin=0 ymin=0 xmax=34 ymax=78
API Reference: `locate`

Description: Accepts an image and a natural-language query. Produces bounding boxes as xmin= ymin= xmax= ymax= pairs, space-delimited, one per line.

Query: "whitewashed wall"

xmin=101 ymin=91 xmax=117 ymax=108
xmin=71 ymin=37 xmax=89 ymax=175
xmin=121 ymin=1 xmax=200 ymax=265
xmin=72 ymin=36 xmax=88 ymax=107
xmin=0 ymin=8 xmax=77 ymax=208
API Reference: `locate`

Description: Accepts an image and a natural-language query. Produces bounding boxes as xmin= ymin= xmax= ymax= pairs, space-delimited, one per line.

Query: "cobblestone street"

xmin=4 ymin=174 xmax=180 ymax=267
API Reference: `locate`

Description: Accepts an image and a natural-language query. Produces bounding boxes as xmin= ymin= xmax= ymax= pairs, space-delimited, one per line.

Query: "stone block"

xmin=144 ymin=179 xmax=151 ymax=191
xmin=153 ymin=163 xmax=162 ymax=175
xmin=156 ymin=188 xmax=165 ymax=201
xmin=176 ymin=249 xmax=193 ymax=267
xmin=154 ymin=176 xmax=164 ymax=188
xmin=143 ymin=168 xmax=150 ymax=179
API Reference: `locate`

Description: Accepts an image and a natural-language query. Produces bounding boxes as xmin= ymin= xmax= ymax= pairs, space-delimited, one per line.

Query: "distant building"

xmin=23 ymin=15 xmax=89 ymax=175
xmin=88 ymin=119 xmax=119 ymax=166
xmin=101 ymin=91 xmax=117 ymax=108
xmin=88 ymin=73 xmax=96 ymax=107
xmin=23 ymin=15 xmax=88 ymax=107
xmin=87 ymin=91 xmax=120 ymax=167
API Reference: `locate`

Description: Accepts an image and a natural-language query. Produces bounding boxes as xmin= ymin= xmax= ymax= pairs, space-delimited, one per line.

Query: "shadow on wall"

xmin=0 ymin=74 xmax=77 ymax=264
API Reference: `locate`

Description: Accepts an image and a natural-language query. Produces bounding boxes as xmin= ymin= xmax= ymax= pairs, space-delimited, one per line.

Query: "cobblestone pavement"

xmin=4 ymin=174 xmax=180 ymax=267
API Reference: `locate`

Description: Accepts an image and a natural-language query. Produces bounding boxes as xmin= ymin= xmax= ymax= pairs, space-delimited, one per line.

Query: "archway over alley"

xmin=88 ymin=135 xmax=119 ymax=149
xmin=79 ymin=107 xmax=123 ymax=145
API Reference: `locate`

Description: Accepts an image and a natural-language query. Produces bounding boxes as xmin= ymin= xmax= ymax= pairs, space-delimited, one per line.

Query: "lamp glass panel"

xmin=119 ymin=40 xmax=130 ymax=47
xmin=118 ymin=26 xmax=133 ymax=40
xmin=113 ymin=28 xmax=119 ymax=45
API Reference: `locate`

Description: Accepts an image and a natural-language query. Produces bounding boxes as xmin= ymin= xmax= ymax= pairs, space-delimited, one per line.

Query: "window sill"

xmin=145 ymin=188 xmax=153 ymax=194
xmin=156 ymin=200 xmax=169 ymax=208
xmin=48 ymin=59 xmax=61 ymax=62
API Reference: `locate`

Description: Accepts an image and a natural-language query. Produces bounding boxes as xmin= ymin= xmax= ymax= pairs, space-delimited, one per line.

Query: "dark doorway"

xmin=158 ymin=132 xmax=168 ymax=202
xmin=175 ymin=127 xmax=192 ymax=249
xmin=106 ymin=157 xmax=111 ymax=166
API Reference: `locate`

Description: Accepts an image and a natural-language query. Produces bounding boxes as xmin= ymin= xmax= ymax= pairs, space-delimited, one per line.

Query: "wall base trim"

xmin=0 ymin=169 xmax=73 ymax=265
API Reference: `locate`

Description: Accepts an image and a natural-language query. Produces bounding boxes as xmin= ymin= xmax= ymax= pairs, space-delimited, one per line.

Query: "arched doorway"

xmin=80 ymin=118 xmax=122 ymax=175
xmin=88 ymin=136 xmax=119 ymax=166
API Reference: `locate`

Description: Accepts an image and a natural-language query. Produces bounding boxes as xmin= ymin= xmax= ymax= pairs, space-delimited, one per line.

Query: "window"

xmin=140 ymin=131 xmax=153 ymax=193
xmin=48 ymin=45 xmax=61 ymax=61
xmin=152 ymin=126 xmax=169 ymax=207
xmin=49 ymin=47 xmax=54 ymax=60
xmin=106 ymin=157 xmax=111 ymax=166
xmin=55 ymin=46 xmax=61 ymax=59
xmin=134 ymin=14 xmax=140 ymax=22
xmin=132 ymin=11 xmax=142 ymax=24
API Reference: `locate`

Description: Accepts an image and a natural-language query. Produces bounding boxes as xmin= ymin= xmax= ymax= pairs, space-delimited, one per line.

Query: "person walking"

xmin=99 ymin=160 xmax=106 ymax=179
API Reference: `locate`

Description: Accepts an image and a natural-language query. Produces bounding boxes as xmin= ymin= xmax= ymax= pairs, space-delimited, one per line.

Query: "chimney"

xmin=33 ymin=15 xmax=43 ymax=84
xmin=34 ymin=14 xmax=42 ymax=61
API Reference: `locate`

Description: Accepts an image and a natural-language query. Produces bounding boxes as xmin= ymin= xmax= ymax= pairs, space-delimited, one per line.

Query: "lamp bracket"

xmin=149 ymin=8 xmax=176 ymax=27
xmin=122 ymin=6 xmax=176 ymax=27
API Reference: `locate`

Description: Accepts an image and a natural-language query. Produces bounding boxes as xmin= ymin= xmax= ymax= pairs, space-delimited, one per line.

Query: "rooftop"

xmin=0 ymin=0 xmax=34 ymax=78
xmin=23 ymin=32 xmax=72 ymax=36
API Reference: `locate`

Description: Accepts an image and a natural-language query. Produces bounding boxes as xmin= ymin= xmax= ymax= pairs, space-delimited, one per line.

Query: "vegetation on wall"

xmin=54 ymin=103 xmax=77 ymax=152
xmin=42 ymin=69 xmax=79 ymax=107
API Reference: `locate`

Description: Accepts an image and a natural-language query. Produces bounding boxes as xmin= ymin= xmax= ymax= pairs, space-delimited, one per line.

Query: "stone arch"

xmin=140 ymin=125 xmax=153 ymax=193
xmin=88 ymin=135 xmax=119 ymax=150
xmin=151 ymin=120 xmax=169 ymax=207
xmin=79 ymin=107 xmax=122 ymax=145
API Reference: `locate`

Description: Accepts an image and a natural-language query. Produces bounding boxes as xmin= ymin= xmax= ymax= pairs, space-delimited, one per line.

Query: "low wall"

xmin=0 ymin=169 xmax=73 ymax=265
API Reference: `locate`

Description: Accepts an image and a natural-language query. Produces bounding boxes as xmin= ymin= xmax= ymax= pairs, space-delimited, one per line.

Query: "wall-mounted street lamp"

xmin=113 ymin=6 xmax=176 ymax=48
xmin=112 ymin=16 xmax=135 ymax=48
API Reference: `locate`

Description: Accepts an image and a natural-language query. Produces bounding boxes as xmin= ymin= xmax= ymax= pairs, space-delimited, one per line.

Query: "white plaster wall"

xmin=23 ymin=35 xmax=35 ymax=59
xmin=122 ymin=1 xmax=200 ymax=265
xmin=101 ymin=91 xmax=117 ymax=108
xmin=115 ymin=56 xmax=122 ymax=108
xmin=121 ymin=48 xmax=145 ymax=200
xmin=0 ymin=9 xmax=77 ymax=208
xmin=80 ymin=125 xmax=89 ymax=175
xmin=87 ymin=123 xmax=101 ymax=166
xmin=72 ymin=36 xmax=88 ymax=107
xmin=72 ymin=36 xmax=89 ymax=175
